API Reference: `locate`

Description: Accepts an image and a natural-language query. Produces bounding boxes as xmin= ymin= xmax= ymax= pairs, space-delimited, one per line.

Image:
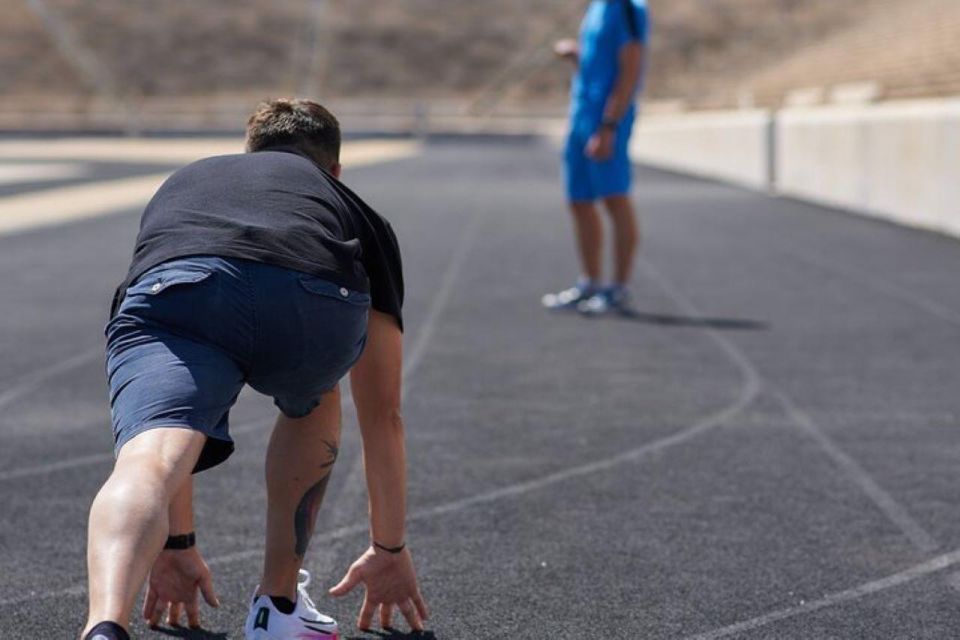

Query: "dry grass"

xmin=2 ymin=0 xmax=958 ymax=111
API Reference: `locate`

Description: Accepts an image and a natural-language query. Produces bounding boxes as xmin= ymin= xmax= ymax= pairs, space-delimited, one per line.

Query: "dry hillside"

xmin=2 ymin=0 xmax=959 ymax=111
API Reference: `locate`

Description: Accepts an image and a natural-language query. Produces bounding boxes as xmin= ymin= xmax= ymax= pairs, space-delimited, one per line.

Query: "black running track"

xmin=2 ymin=137 xmax=960 ymax=639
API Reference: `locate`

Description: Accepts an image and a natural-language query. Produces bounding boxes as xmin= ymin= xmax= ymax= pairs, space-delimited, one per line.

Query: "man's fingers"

xmin=357 ymin=595 xmax=377 ymax=631
xmin=414 ymin=592 xmax=430 ymax=621
xmin=399 ymin=598 xmax=424 ymax=632
xmin=142 ymin=588 xmax=158 ymax=620
xmin=200 ymin=572 xmax=220 ymax=607
xmin=167 ymin=602 xmax=182 ymax=627
xmin=329 ymin=568 xmax=360 ymax=597
xmin=186 ymin=599 xmax=201 ymax=629
xmin=380 ymin=602 xmax=394 ymax=629
xmin=148 ymin=600 xmax=166 ymax=628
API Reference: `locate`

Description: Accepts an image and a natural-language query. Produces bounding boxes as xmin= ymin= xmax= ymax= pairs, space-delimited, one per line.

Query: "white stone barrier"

xmin=776 ymin=99 xmax=960 ymax=237
xmin=629 ymin=99 xmax=960 ymax=238
xmin=630 ymin=109 xmax=773 ymax=190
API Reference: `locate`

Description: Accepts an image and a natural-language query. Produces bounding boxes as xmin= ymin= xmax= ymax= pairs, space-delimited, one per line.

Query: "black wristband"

xmin=164 ymin=532 xmax=196 ymax=550
xmin=373 ymin=540 xmax=406 ymax=554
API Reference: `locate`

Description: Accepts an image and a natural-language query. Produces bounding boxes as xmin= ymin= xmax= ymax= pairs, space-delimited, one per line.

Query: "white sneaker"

xmin=244 ymin=570 xmax=338 ymax=640
xmin=578 ymin=286 xmax=634 ymax=317
xmin=542 ymin=281 xmax=596 ymax=310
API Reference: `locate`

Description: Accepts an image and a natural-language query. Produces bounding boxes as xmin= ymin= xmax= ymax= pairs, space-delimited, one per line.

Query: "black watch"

xmin=164 ymin=532 xmax=196 ymax=550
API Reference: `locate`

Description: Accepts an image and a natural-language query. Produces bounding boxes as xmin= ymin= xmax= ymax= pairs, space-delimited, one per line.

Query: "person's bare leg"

xmin=602 ymin=194 xmax=639 ymax=284
xmin=570 ymin=201 xmax=604 ymax=283
xmin=84 ymin=428 xmax=206 ymax=636
xmin=259 ymin=388 xmax=342 ymax=599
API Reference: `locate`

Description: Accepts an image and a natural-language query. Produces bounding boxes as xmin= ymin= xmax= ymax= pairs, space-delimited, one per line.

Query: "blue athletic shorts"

xmin=105 ymin=256 xmax=369 ymax=472
xmin=563 ymin=109 xmax=635 ymax=202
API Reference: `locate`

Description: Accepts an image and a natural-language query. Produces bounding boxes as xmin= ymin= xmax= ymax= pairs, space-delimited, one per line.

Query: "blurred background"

xmin=3 ymin=0 xmax=957 ymax=236
xmin=2 ymin=2 xmax=960 ymax=639
xmin=4 ymin=0 xmax=960 ymax=130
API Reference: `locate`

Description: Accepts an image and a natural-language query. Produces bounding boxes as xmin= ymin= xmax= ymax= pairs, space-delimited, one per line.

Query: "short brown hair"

xmin=245 ymin=99 xmax=341 ymax=168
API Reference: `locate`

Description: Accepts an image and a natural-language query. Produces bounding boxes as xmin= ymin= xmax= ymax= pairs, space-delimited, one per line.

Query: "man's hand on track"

xmin=143 ymin=548 xmax=220 ymax=629
xmin=329 ymin=546 xmax=429 ymax=633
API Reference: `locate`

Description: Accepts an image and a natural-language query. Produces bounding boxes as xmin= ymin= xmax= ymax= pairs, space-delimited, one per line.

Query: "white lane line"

xmin=0 ymin=172 xmax=172 ymax=236
xmin=789 ymin=251 xmax=960 ymax=327
xmin=775 ymin=391 xmax=939 ymax=553
xmin=0 ymin=140 xmax=421 ymax=237
xmin=0 ymin=163 xmax=89 ymax=185
xmin=638 ymin=259 xmax=763 ymax=422
xmin=0 ymin=452 xmax=112 ymax=482
xmin=0 ymin=382 xmax=758 ymax=609
xmin=310 ymin=207 xmax=489 ymax=562
xmin=0 ymin=366 xmax=352 ymax=484
xmin=0 ymin=346 xmax=102 ymax=410
xmin=400 ymin=208 xmax=487 ymax=387
xmin=0 ymin=251 xmax=762 ymax=609
xmin=0 ymin=139 xmax=420 ymax=168
xmin=645 ymin=257 xmax=954 ymax=623
xmin=643 ymin=260 xmax=940 ymax=553
xmin=0 ymin=407 xmax=279 ymax=483
xmin=0 ymin=584 xmax=86 ymax=608
xmin=685 ymin=547 xmax=960 ymax=640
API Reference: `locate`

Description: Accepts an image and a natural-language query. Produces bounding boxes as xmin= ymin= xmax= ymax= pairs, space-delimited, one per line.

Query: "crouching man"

xmin=82 ymin=99 xmax=428 ymax=640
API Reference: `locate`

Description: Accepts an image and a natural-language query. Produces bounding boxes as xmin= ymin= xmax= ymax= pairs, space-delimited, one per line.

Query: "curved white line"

xmin=0 ymin=452 xmax=112 ymax=482
xmin=774 ymin=390 xmax=939 ymax=553
xmin=1 ymin=252 xmax=762 ymax=610
xmin=789 ymin=251 xmax=960 ymax=327
xmin=313 ymin=208 xmax=489 ymax=551
xmin=0 ymin=411 xmax=276 ymax=483
xmin=685 ymin=547 xmax=960 ymax=640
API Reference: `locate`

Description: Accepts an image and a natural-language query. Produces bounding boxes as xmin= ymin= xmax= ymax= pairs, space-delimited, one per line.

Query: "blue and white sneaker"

xmin=244 ymin=570 xmax=338 ymax=640
xmin=542 ymin=280 xmax=597 ymax=311
xmin=578 ymin=285 xmax=634 ymax=316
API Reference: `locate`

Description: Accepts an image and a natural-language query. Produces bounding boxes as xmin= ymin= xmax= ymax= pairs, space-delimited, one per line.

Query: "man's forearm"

xmin=602 ymin=84 xmax=634 ymax=124
xmin=168 ymin=477 xmax=194 ymax=536
xmin=360 ymin=413 xmax=407 ymax=548
xmin=602 ymin=46 xmax=644 ymax=125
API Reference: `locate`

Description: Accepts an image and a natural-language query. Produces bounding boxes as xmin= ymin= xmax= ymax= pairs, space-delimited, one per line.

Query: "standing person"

xmin=543 ymin=0 xmax=649 ymax=315
xmin=82 ymin=99 xmax=428 ymax=640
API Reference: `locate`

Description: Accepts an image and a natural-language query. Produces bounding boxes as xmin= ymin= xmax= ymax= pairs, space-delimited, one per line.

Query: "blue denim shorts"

xmin=105 ymin=256 xmax=369 ymax=472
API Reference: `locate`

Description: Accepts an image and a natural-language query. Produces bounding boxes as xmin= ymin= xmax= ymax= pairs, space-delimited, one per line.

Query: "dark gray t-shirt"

xmin=113 ymin=145 xmax=404 ymax=329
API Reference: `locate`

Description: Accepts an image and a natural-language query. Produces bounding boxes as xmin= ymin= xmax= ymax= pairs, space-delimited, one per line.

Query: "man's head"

xmin=245 ymin=99 xmax=342 ymax=177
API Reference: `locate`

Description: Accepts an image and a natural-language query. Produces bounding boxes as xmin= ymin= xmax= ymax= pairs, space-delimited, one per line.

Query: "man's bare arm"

xmin=330 ymin=310 xmax=428 ymax=633
xmin=603 ymin=42 xmax=644 ymax=125
xmin=349 ymin=310 xmax=406 ymax=547
xmin=554 ymin=38 xmax=580 ymax=67
xmin=587 ymin=42 xmax=644 ymax=160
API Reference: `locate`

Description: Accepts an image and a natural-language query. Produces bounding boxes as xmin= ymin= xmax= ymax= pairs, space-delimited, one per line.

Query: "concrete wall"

xmin=630 ymin=109 xmax=772 ymax=190
xmin=630 ymin=99 xmax=960 ymax=239
xmin=776 ymin=100 xmax=960 ymax=237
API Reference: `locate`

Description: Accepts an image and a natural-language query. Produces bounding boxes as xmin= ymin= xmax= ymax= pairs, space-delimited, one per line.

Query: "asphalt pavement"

xmin=1 ymin=137 xmax=959 ymax=639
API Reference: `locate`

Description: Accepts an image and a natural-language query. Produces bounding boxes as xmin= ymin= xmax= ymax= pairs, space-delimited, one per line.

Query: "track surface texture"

xmin=1 ymin=137 xmax=959 ymax=639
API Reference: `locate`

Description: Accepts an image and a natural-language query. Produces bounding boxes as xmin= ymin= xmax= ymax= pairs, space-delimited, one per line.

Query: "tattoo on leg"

xmin=293 ymin=440 xmax=339 ymax=557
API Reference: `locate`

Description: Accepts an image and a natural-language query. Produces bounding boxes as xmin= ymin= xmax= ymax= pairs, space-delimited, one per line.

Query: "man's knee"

xmin=570 ymin=201 xmax=599 ymax=217
xmin=114 ymin=427 xmax=206 ymax=486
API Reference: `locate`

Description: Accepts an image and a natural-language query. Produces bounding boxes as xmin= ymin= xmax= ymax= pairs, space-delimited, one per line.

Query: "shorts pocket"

xmin=128 ymin=266 xmax=215 ymax=297
xmin=297 ymin=274 xmax=371 ymax=307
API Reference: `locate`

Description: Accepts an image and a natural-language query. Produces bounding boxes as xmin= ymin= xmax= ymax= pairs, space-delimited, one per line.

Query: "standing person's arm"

xmin=587 ymin=1 xmax=649 ymax=160
xmin=586 ymin=42 xmax=644 ymax=160
xmin=554 ymin=38 xmax=580 ymax=67
xmin=329 ymin=310 xmax=428 ymax=633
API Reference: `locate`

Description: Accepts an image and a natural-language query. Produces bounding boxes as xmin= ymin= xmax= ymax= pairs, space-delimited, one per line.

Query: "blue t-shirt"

xmin=572 ymin=0 xmax=649 ymax=117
